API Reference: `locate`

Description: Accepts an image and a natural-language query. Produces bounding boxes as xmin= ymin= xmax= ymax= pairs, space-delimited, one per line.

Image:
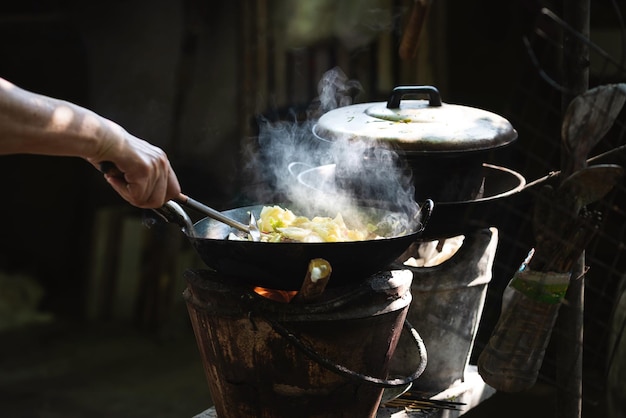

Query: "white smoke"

xmin=243 ymin=67 xmax=422 ymax=232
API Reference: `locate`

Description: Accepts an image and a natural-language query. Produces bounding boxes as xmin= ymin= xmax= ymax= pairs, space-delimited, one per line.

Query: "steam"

xmin=243 ymin=68 xmax=422 ymax=232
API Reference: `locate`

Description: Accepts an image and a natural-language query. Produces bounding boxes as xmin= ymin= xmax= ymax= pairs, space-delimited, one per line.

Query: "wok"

xmin=155 ymin=202 xmax=432 ymax=290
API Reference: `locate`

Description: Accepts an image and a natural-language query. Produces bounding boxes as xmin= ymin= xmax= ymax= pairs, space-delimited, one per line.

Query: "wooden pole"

xmin=557 ymin=1 xmax=589 ymax=417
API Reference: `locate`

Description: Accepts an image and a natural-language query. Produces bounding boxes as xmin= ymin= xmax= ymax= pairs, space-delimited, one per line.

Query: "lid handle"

xmin=386 ymin=86 xmax=442 ymax=109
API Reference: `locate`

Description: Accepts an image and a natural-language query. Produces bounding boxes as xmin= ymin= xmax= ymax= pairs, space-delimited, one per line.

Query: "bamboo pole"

xmin=557 ymin=1 xmax=589 ymax=417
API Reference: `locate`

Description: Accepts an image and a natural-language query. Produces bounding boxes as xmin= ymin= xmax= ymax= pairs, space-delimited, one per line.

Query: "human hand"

xmin=0 ymin=76 xmax=181 ymax=208
xmin=90 ymin=128 xmax=181 ymax=209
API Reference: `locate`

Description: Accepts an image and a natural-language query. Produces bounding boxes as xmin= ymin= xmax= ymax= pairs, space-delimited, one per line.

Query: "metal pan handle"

xmin=386 ymin=86 xmax=442 ymax=109
xmin=267 ymin=318 xmax=427 ymax=388
xmin=151 ymin=201 xmax=197 ymax=237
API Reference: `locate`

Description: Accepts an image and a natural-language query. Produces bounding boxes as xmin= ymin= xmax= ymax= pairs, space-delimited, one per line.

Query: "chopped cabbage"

xmin=257 ymin=205 xmax=375 ymax=243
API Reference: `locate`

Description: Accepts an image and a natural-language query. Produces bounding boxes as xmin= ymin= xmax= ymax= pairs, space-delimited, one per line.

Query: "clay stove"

xmin=184 ymin=267 xmax=425 ymax=418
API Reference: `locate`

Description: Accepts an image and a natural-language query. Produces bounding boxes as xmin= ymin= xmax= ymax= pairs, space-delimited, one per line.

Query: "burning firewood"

xmin=293 ymin=258 xmax=332 ymax=303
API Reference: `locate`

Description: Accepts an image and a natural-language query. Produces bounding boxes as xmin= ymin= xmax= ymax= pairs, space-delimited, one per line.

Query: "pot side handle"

xmin=386 ymin=86 xmax=442 ymax=109
xmin=287 ymin=161 xmax=314 ymax=179
xmin=417 ymin=199 xmax=434 ymax=233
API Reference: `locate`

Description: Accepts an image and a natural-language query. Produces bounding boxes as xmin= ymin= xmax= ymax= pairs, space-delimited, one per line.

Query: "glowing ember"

xmin=253 ymin=286 xmax=298 ymax=303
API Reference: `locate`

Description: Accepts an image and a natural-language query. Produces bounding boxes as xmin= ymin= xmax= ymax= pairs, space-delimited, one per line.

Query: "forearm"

xmin=0 ymin=76 xmax=181 ymax=208
xmin=0 ymin=77 xmax=117 ymax=161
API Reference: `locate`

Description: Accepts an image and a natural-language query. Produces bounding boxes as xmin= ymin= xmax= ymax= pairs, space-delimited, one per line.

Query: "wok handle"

xmin=267 ymin=318 xmax=427 ymax=388
xmin=387 ymin=86 xmax=442 ymax=109
xmin=151 ymin=201 xmax=196 ymax=237
xmin=175 ymin=194 xmax=251 ymax=235
xmin=99 ymin=161 xmax=252 ymax=236
xmin=99 ymin=162 xmax=198 ymax=236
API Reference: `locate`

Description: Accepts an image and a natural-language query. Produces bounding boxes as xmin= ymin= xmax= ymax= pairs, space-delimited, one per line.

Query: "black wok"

xmin=155 ymin=202 xmax=432 ymax=290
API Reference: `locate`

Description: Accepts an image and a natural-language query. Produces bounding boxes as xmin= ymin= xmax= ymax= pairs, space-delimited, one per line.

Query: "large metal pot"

xmin=312 ymin=85 xmax=518 ymax=203
xmin=155 ymin=202 xmax=432 ymax=290
xmin=291 ymin=162 xmax=526 ymax=240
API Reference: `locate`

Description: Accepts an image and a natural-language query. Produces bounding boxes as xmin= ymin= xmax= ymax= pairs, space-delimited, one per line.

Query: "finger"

xmin=141 ymin=171 xmax=169 ymax=208
xmin=134 ymin=161 xmax=180 ymax=208
xmin=103 ymin=175 xmax=136 ymax=206
xmin=102 ymin=168 xmax=154 ymax=208
xmin=98 ymin=151 xmax=178 ymax=208
xmin=164 ymin=164 xmax=181 ymax=201
xmin=129 ymin=160 xmax=176 ymax=208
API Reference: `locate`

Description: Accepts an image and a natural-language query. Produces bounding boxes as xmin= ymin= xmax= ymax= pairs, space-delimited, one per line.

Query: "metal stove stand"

xmin=377 ymin=366 xmax=495 ymax=418
xmin=194 ymin=366 xmax=494 ymax=418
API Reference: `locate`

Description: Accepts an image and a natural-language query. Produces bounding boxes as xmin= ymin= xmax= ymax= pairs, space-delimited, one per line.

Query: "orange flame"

xmin=253 ymin=287 xmax=298 ymax=303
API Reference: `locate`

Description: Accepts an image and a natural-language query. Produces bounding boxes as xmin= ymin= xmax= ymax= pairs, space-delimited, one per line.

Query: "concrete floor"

xmin=0 ymin=317 xmax=608 ymax=418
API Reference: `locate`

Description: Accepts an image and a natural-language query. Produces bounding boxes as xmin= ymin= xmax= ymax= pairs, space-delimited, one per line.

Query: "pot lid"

xmin=314 ymin=86 xmax=518 ymax=153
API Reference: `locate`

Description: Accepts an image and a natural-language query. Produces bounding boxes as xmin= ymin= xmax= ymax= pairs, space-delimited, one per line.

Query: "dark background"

xmin=0 ymin=0 xmax=625 ymax=417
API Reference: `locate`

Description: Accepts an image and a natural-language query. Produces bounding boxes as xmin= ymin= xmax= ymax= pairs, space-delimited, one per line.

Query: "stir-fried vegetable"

xmin=257 ymin=205 xmax=378 ymax=243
